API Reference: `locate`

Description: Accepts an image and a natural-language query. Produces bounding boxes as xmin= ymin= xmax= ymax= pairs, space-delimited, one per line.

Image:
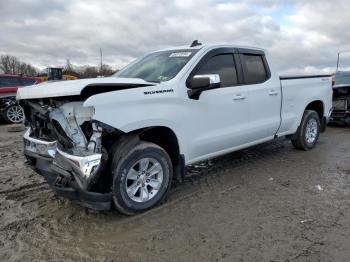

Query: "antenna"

xmin=190 ymin=40 xmax=202 ymax=47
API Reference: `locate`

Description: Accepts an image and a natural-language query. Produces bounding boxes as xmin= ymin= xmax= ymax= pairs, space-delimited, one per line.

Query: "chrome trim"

xmin=53 ymin=148 xmax=102 ymax=190
xmin=23 ymin=128 xmax=102 ymax=190
xmin=23 ymin=128 xmax=57 ymax=158
xmin=193 ymin=74 xmax=221 ymax=85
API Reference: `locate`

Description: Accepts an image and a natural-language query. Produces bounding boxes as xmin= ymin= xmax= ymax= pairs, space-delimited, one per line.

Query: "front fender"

xmin=83 ymin=85 xmax=188 ymax=155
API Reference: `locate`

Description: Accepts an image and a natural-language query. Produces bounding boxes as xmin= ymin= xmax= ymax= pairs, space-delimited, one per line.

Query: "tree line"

xmin=0 ymin=55 xmax=118 ymax=78
xmin=0 ymin=55 xmax=38 ymax=76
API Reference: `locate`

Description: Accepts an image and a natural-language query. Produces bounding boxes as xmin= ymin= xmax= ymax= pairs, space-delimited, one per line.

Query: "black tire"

xmin=291 ymin=110 xmax=321 ymax=150
xmin=111 ymin=141 xmax=173 ymax=215
xmin=3 ymin=104 xmax=25 ymax=124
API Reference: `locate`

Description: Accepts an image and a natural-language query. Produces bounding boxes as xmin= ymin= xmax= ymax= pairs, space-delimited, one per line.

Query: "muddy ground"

xmin=0 ymin=124 xmax=349 ymax=262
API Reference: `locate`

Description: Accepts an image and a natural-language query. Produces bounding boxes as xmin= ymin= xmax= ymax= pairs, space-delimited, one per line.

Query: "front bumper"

xmin=330 ymin=97 xmax=350 ymax=124
xmin=23 ymin=128 xmax=112 ymax=210
xmin=329 ymin=111 xmax=350 ymax=124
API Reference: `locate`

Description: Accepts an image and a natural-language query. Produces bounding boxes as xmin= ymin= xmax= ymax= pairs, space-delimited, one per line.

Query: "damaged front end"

xmin=22 ymin=98 xmax=113 ymax=210
xmin=330 ymin=85 xmax=350 ymax=125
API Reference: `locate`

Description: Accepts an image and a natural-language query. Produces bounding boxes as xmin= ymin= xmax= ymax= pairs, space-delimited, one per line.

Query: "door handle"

xmin=269 ymin=90 xmax=278 ymax=96
xmin=233 ymin=94 xmax=246 ymax=100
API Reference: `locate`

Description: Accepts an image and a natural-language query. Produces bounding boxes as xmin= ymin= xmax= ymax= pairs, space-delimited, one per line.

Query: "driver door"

xmin=186 ymin=50 xmax=252 ymax=161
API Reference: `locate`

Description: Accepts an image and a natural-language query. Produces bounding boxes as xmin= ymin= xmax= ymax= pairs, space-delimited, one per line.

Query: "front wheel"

xmin=291 ymin=110 xmax=321 ymax=150
xmin=111 ymin=141 xmax=173 ymax=215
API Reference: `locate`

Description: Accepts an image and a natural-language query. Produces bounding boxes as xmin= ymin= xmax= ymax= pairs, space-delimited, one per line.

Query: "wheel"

xmin=111 ymin=141 xmax=173 ymax=215
xmin=291 ymin=110 xmax=320 ymax=150
xmin=4 ymin=104 xmax=25 ymax=124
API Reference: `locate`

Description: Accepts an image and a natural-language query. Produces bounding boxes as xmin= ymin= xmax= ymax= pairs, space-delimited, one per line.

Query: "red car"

xmin=0 ymin=75 xmax=42 ymax=123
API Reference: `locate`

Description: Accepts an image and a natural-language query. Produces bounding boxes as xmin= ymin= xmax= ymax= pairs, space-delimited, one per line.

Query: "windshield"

xmin=115 ymin=49 xmax=198 ymax=83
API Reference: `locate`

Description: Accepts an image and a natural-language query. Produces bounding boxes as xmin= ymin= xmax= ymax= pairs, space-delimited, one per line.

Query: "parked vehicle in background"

xmin=0 ymin=74 xmax=41 ymax=123
xmin=38 ymin=67 xmax=77 ymax=82
xmin=330 ymin=71 xmax=350 ymax=125
xmin=17 ymin=43 xmax=333 ymax=215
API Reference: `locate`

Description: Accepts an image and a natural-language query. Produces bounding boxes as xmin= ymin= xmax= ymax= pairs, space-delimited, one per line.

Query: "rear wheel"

xmin=291 ymin=110 xmax=320 ymax=150
xmin=4 ymin=104 xmax=25 ymax=124
xmin=111 ymin=141 xmax=172 ymax=215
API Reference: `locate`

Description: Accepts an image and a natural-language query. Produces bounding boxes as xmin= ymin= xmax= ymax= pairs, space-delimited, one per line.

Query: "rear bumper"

xmin=23 ymin=128 xmax=112 ymax=210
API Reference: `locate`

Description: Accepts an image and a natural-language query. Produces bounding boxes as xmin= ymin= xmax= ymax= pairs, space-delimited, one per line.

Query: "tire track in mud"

xmin=1 ymin=125 xmax=350 ymax=261
xmin=0 ymin=182 xmax=48 ymax=195
xmin=0 ymin=126 xmax=54 ymax=261
xmin=1 ymin=139 xmax=291 ymax=261
xmin=137 ymin=139 xmax=290 ymax=217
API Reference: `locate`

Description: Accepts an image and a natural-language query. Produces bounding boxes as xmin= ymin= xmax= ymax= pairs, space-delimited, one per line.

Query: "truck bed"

xmin=277 ymin=74 xmax=333 ymax=136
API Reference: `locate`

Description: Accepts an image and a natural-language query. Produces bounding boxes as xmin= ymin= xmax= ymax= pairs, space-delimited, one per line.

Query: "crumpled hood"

xmin=16 ymin=77 xmax=155 ymax=100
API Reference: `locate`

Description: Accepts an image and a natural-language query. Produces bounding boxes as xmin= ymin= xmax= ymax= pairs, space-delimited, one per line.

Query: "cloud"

xmin=0 ymin=0 xmax=348 ymax=74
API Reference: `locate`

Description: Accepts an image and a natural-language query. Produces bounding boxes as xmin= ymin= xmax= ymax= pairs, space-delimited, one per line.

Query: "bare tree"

xmin=63 ymin=59 xmax=79 ymax=77
xmin=0 ymin=54 xmax=117 ymax=78
xmin=0 ymin=55 xmax=38 ymax=76
xmin=17 ymin=62 xmax=38 ymax=76
xmin=80 ymin=66 xmax=99 ymax=78
xmin=0 ymin=55 xmax=19 ymax=74
xmin=100 ymin=64 xmax=116 ymax=77
xmin=75 ymin=65 xmax=117 ymax=78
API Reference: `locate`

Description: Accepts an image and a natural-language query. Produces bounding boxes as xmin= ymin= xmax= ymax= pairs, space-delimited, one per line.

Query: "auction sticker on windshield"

xmin=169 ymin=52 xmax=192 ymax=57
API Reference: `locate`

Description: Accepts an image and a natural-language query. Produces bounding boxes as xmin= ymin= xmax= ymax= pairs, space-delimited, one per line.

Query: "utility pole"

xmin=100 ymin=48 xmax=103 ymax=76
xmin=337 ymin=52 xmax=340 ymax=72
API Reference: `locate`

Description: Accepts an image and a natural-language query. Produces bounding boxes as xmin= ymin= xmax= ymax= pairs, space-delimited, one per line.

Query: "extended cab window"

xmin=241 ymin=54 xmax=268 ymax=84
xmin=196 ymin=54 xmax=238 ymax=87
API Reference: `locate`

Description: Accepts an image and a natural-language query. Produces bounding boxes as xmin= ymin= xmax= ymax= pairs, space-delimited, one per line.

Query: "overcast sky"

xmin=1 ymin=0 xmax=349 ymax=74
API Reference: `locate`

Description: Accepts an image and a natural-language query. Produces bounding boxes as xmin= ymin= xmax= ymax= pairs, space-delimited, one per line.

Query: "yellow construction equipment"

xmin=38 ymin=68 xmax=77 ymax=82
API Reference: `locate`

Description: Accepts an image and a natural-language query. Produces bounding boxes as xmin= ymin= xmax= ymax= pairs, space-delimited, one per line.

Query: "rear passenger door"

xmin=238 ymin=50 xmax=281 ymax=140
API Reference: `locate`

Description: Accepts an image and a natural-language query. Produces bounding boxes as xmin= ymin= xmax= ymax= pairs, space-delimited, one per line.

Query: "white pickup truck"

xmin=17 ymin=43 xmax=333 ymax=215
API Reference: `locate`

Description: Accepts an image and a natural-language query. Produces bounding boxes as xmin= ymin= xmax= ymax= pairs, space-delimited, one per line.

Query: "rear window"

xmin=242 ymin=54 xmax=268 ymax=84
xmin=21 ymin=79 xmax=36 ymax=86
xmin=0 ymin=77 xmax=21 ymax=88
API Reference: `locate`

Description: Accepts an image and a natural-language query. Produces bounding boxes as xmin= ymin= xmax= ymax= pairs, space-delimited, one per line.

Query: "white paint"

xmin=17 ymin=44 xmax=333 ymax=165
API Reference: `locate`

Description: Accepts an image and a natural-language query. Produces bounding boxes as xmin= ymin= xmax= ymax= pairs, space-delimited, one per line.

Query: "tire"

xmin=111 ymin=141 xmax=173 ymax=215
xmin=3 ymin=104 xmax=25 ymax=124
xmin=291 ymin=110 xmax=321 ymax=150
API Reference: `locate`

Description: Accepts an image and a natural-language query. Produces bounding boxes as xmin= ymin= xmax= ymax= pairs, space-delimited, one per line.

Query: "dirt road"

xmin=0 ymin=125 xmax=349 ymax=261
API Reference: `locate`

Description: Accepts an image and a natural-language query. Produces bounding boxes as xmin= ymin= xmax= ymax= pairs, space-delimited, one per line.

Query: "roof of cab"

xmin=155 ymin=43 xmax=265 ymax=53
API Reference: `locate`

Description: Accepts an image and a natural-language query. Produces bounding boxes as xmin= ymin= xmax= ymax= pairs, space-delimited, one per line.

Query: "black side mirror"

xmin=188 ymin=74 xmax=221 ymax=99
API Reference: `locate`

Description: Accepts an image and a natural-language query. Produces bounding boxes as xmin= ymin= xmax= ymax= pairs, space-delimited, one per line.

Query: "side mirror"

xmin=188 ymin=74 xmax=221 ymax=99
xmin=189 ymin=74 xmax=221 ymax=89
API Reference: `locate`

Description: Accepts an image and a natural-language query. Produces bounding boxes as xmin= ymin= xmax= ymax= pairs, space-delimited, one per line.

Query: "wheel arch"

xmin=136 ymin=126 xmax=181 ymax=167
xmin=305 ymin=100 xmax=324 ymax=119
xmin=304 ymin=100 xmax=326 ymax=132
xmin=117 ymin=125 xmax=185 ymax=183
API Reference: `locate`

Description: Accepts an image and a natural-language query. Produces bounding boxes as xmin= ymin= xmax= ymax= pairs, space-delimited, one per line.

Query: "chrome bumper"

xmin=23 ymin=128 xmax=57 ymax=158
xmin=23 ymin=128 xmax=102 ymax=190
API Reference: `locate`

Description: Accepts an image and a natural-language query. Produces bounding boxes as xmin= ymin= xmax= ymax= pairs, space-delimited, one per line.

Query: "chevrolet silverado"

xmin=17 ymin=43 xmax=333 ymax=215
